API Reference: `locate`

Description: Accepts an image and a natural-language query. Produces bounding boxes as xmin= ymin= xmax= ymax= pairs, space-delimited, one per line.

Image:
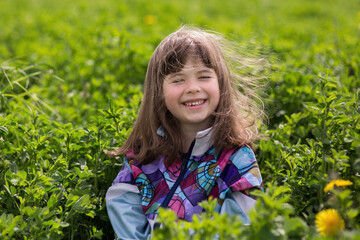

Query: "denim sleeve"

xmin=106 ymin=183 xmax=151 ymax=240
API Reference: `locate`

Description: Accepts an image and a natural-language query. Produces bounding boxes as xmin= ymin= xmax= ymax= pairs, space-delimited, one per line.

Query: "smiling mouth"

xmin=183 ymin=100 xmax=205 ymax=106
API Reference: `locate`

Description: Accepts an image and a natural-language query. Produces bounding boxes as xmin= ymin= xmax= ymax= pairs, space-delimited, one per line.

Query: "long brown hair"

xmin=108 ymin=26 xmax=266 ymax=165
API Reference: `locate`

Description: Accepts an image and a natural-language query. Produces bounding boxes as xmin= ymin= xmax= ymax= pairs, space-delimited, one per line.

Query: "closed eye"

xmin=172 ymin=79 xmax=184 ymax=83
xmin=199 ymin=76 xmax=211 ymax=79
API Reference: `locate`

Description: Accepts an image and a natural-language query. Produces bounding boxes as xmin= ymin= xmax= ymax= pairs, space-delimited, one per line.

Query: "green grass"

xmin=0 ymin=0 xmax=359 ymax=239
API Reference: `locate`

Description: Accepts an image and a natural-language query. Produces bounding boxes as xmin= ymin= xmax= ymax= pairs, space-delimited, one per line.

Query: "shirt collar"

xmin=192 ymin=127 xmax=214 ymax=157
xmin=156 ymin=126 xmax=215 ymax=157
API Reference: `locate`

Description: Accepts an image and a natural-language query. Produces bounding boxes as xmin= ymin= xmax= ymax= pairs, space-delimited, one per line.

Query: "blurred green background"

xmin=1 ymin=0 xmax=359 ymax=125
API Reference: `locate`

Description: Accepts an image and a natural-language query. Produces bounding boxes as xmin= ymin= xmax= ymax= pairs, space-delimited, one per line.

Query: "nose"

xmin=185 ymin=78 xmax=200 ymax=94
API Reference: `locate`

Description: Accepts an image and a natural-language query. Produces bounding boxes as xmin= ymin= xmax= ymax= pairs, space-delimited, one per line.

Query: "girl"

xmin=106 ymin=26 xmax=265 ymax=239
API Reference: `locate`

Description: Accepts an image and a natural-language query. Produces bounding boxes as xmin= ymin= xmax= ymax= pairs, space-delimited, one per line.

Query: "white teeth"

xmin=184 ymin=100 xmax=204 ymax=106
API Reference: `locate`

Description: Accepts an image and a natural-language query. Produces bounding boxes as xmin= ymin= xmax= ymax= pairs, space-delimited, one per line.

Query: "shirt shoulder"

xmin=113 ymin=155 xmax=136 ymax=185
xmin=219 ymin=145 xmax=262 ymax=193
xmin=229 ymin=145 xmax=258 ymax=173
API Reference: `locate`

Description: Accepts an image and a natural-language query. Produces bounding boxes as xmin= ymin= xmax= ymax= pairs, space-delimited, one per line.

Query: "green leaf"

xmin=283 ymin=217 xmax=306 ymax=236
xmin=47 ymin=194 xmax=57 ymax=209
xmin=0 ymin=126 xmax=8 ymax=133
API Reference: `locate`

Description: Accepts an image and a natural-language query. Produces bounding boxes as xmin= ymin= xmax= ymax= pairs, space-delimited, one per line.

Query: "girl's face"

xmin=163 ymin=56 xmax=220 ymax=132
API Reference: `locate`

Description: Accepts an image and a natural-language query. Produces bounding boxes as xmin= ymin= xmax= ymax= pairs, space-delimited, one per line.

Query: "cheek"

xmin=213 ymin=92 xmax=220 ymax=110
xmin=165 ymin=95 xmax=178 ymax=109
xmin=163 ymin=88 xmax=180 ymax=110
xmin=215 ymin=90 xmax=220 ymax=105
xmin=211 ymin=82 xmax=220 ymax=106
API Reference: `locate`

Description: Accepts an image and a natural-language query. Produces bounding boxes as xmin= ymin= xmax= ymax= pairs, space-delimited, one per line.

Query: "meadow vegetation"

xmin=0 ymin=0 xmax=359 ymax=239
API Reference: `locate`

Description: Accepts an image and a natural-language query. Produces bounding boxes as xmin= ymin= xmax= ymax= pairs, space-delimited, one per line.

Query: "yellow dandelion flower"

xmin=324 ymin=179 xmax=352 ymax=193
xmin=315 ymin=209 xmax=345 ymax=237
xmin=144 ymin=14 xmax=156 ymax=25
